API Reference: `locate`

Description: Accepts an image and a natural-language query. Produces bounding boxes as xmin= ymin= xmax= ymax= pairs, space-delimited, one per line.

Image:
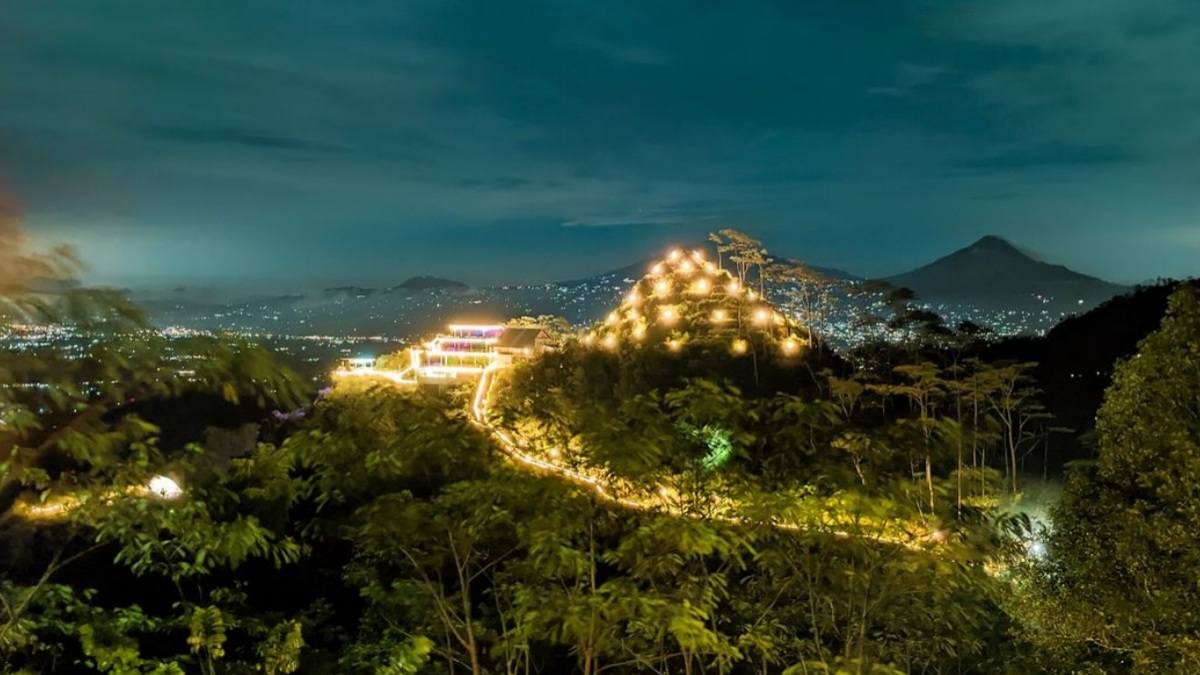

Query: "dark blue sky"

xmin=2 ymin=0 xmax=1197 ymax=290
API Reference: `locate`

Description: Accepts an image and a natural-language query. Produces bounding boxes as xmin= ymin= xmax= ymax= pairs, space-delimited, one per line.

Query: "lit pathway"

xmin=468 ymin=365 xmax=940 ymax=549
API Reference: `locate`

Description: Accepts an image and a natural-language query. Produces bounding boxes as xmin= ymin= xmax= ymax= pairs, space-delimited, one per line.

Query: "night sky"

xmin=2 ymin=1 xmax=1198 ymax=291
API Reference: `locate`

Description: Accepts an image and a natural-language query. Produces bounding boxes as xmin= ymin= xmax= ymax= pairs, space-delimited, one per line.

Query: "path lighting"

xmin=148 ymin=475 xmax=183 ymax=501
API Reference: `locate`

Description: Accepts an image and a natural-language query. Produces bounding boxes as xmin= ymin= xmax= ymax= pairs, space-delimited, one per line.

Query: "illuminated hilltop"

xmin=584 ymin=247 xmax=805 ymax=356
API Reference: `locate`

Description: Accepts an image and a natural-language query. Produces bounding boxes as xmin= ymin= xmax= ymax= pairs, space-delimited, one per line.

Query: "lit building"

xmin=409 ymin=324 xmax=504 ymax=383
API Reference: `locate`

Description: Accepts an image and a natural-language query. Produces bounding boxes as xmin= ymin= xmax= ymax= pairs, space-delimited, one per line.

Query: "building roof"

xmin=495 ymin=327 xmax=549 ymax=350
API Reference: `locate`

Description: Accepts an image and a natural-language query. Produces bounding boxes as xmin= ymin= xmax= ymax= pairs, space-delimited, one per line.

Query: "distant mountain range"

xmin=132 ymin=235 xmax=1134 ymax=341
xmin=884 ymin=235 xmax=1128 ymax=311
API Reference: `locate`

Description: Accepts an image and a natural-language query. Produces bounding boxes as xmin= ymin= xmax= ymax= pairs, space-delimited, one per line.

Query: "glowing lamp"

xmin=782 ymin=338 xmax=800 ymax=355
xmin=753 ymin=308 xmax=771 ymax=325
xmin=727 ymin=281 xmax=740 ymax=294
xmin=606 ymin=311 xmax=619 ymax=325
xmin=731 ymin=339 xmax=748 ymax=355
xmin=655 ymin=279 xmax=671 ymax=295
xmin=603 ymin=334 xmax=618 ymax=350
xmin=549 ymin=447 xmax=561 ymax=459
xmin=148 ymin=475 xmax=183 ymax=500
xmin=747 ymin=290 xmax=757 ymax=300
xmin=651 ymin=262 xmax=665 ymax=275
xmin=659 ymin=307 xmax=677 ymax=325
xmin=712 ymin=309 xmax=728 ymax=323
xmin=667 ymin=339 xmax=682 ymax=352
xmin=704 ymin=261 xmax=716 ymax=272
xmin=632 ymin=325 xmax=646 ymax=341
xmin=680 ymin=259 xmax=695 ymax=274
xmin=692 ymin=278 xmax=711 ymax=294
xmin=626 ymin=290 xmax=641 ymax=304
xmin=668 ymin=249 xmax=682 ymax=262
xmin=583 ymin=333 xmax=595 ymax=346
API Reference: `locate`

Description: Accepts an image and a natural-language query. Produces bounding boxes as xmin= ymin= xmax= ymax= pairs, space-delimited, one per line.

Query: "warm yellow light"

xmin=692 ymin=249 xmax=705 ymax=260
xmin=731 ymin=338 xmax=748 ymax=354
xmin=606 ymin=311 xmax=619 ymax=325
xmin=704 ymin=261 xmax=716 ymax=273
xmin=680 ymin=259 xmax=695 ymax=273
xmin=668 ymin=249 xmax=682 ymax=262
xmin=754 ymin=308 xmax=771 ymax=325
xmin=626 ymin=290 xmax=641 ymax=304
xmin=691 ymin=278 xmax=711 ymax=294
xmin=632 ymin=325 xmax=646 ymax=341
xmin=747 ymin=290 xmax=757 ymax=300
xmin=727 ymin=280 xmax=740 ymax=294
xmin=627 ymin=308 xmax=640 ymax=320
xmin=667 ymin=339 xmax=682 ymax=352
xmin=655 ymin=279 xmax=671 ymax=295
xmin=712 ymin=309 xmax=729 ymax=322
xmin=603 ymin=334 xmax=618 ymax=350
xmin=782 ymin=338 xmax=800 ymax=355
xmin=583 ymin=333 xmax=595 ymax=345
xmin=659 ymin=307 xmax=677 ymax=324
xmin=651 ymin=262 xmax=665 ymax=275
xmin=549 ymin=447 xmax=561 ymax=459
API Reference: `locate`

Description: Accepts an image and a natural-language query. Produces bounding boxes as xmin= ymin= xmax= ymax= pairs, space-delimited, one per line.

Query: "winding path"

xmin=468 ymin=364 xmax=939 ymax=548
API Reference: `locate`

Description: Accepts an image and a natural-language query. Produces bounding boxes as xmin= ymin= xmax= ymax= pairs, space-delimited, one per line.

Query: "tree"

xmin=1 ymin=210 xmax=313 ymax=673
xmin=1029 ymin=287 xmax=1200 ymax=672
xmin=710 ymin=230 xmax=769 ymax=295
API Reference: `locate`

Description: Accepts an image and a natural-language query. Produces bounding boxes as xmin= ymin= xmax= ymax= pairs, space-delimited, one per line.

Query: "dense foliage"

xmin=5 ymin=223 xmax=1200 ymax=673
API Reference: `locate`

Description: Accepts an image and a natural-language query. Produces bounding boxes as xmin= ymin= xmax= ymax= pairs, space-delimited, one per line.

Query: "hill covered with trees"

xmin=5 ymin=221 xmax=1200 ymax=673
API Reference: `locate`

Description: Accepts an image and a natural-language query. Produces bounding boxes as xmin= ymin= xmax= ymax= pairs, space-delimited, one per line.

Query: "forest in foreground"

xmin=4 ymin=231 xmax=1200 ymax=674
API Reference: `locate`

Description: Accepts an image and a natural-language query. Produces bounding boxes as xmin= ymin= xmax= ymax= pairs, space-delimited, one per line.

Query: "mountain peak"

xmin=965 ymin=235 xmax=1024 ymax=256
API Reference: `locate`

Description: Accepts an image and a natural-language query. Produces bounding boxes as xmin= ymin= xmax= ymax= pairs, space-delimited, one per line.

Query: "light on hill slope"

xmin=584 ymin=247 xmax=805 ymax=355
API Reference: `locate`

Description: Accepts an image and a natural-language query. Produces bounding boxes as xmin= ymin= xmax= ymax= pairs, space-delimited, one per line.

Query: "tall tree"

xmin=1028 ymin=286 xmax=1200 ymax=672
